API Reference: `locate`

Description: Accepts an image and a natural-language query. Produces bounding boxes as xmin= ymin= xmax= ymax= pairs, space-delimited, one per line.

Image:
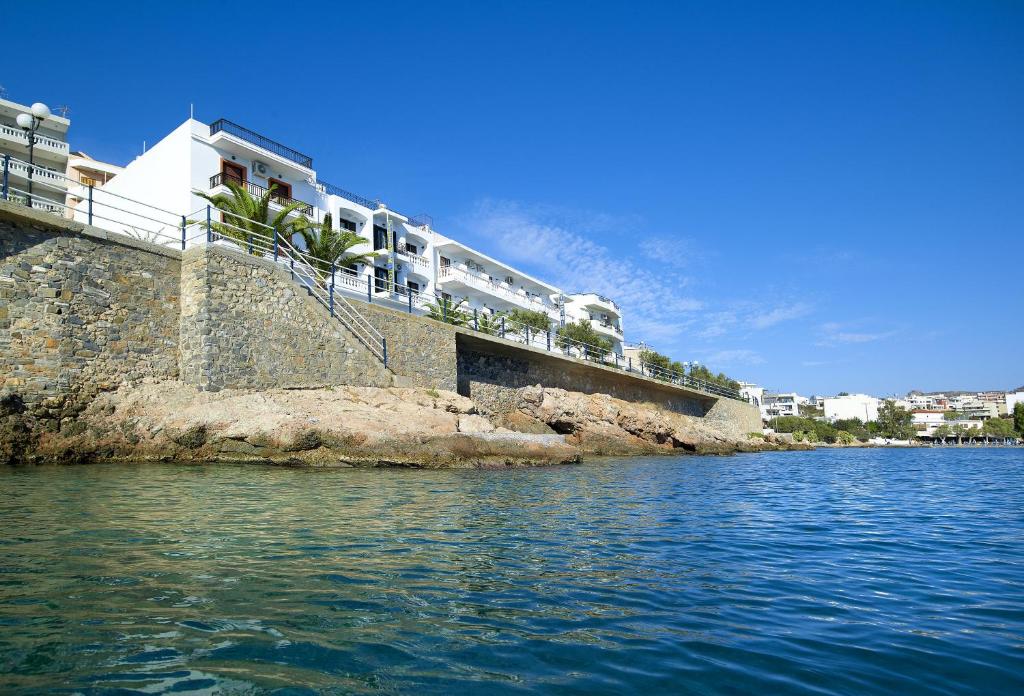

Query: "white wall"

xmin=73 ymin=120 xmax=194 ymax=246
xmin=824 ymin=394 xmax=880 ymax=423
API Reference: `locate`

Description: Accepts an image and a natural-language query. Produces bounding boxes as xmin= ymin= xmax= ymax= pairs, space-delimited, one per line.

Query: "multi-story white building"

xmin=823 ymin=393 xmax=880 ymax=423
xmin=68 ymin=116 xmax=625 ymax=347
xmin=762 ymin=392 xmax=806 ymax=421
xmin=0 ymin=98 xmax=71 ymax=214
xmin=738 ymin=382 xmax=764 ymax=408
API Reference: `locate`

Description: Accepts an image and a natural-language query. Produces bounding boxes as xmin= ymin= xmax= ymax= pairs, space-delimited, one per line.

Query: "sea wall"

xmin=0 ymin=202 xmax=760 ymax=444
xmin=456 ymin=333 xmax=715 ymax=416
xmin=178 ymin=244 xmax=393 ymax=391
xmin=357 ymin=301 xmax=458 ymax=392
xmin=0 ymin=202 xmax=180 ymax=417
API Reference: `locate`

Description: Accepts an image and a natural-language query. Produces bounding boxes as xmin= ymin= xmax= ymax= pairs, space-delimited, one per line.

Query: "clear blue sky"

xmin=6 ymin=1 xmax=1022 ymax=396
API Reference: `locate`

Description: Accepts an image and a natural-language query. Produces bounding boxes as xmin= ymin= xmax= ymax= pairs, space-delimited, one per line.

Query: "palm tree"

xmin=425 ymin=296 xmax=469 ymax=326
xmin=195 ymin=179 xmax=308 ymax=253
xmin=298 ymin=213 xmax=378 ymax=278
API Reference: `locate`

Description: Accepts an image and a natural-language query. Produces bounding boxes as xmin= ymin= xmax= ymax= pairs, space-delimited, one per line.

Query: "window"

xmin=441 ymin=292 xmax=452 ymax=302
xmin=267 ymin=177 xmax=291 ymax=201
xmin=407 ymin=280 xmax=420 ymax=294
xmin=405 ymin=242 xmax=418 ymax=255
xmin=439 ymin=256 xmax=450 ymax=268
xmin=338 ymin=218 xmax=357 ymax=232
xmin=505 ymin=276 xmax=514 ymax=285
xmin=373 ymin=225 xmax=388 ymax=251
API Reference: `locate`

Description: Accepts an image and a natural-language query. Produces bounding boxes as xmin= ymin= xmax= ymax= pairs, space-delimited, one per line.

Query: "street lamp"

xmin=15 ymin=102 xmax=51 ymax=209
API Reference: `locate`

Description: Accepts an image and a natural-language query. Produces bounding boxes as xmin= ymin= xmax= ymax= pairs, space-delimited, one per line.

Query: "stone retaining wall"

xmin=457 ymin=333 xmax=716 ymax=416
xmin=0 ymin=202 xmax=180 ymax=417
xmin=0 ymin=202 xmax=760 ymax=437
xmin=178 ymin=244 xmax=393 ymax=391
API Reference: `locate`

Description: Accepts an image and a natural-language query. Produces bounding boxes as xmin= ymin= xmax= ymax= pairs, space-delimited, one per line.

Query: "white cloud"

xmin=701 ymin=349 xmax=766 ymax=367
xmin=749 ymin=302 xmax=812 ymax=330
xmin=817 ymin=321 xmax=897 ymax=347
xmin=462 ymin=200 xmax=703 ymax=347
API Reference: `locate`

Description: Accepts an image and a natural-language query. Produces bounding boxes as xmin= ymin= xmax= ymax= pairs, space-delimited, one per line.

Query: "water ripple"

xmin=0 ymin=448 xmax=1022 ymax=694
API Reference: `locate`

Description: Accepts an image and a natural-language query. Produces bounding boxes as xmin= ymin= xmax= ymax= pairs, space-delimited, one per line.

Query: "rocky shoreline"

xmin=0 ymin=380 xmax=801 ymax=467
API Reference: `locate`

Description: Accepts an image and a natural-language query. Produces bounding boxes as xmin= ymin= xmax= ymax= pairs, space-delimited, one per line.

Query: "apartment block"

xmin=0 ymin=97 xmax=71 ymax=214
xmin=68 ymin=117 xmax=626 ymax=351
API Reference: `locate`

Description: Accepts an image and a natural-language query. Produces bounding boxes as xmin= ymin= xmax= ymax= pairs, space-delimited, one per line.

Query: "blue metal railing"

xmin=209 ymin=119 xmax=313 ymax=168
xmin=209 ymin=172 xmax=314 ymax=216
xmin=319 ymin=180 xmax=381 ymax=210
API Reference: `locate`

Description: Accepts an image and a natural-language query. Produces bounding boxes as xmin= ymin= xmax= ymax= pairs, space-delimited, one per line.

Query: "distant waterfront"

xmin=1 ymin=449 xmax=1022 ymax=694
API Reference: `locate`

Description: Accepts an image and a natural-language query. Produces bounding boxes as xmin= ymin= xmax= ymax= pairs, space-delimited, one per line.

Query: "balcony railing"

xmin=209 ymin=172 xmax=314 ymax=217
xmin=590 ymin=318 xmax=624 ymax=338
xmin=318 ymin=179 xmax=381 ymax=210
xmin=209 ymin=119 xmax=313 ymax=168
xmin=438 ymin=265 xmax=554 ymax=315
xmin=0 ymin=124 xmax=70 ymax=155
xmin=5 ymin=159 xmax=68 ymax=187
xmin=398 ymin=249 xmax=429 ymax=269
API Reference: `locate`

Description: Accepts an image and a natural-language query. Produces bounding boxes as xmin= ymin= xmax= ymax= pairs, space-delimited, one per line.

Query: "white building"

xmin=561 ymin=293 xmax=624 ymax=352
xmin=738 ymin=382 xmax=764 ymax=408
xmin=0 ymin=97 xmax=71 ymax=214
xmin=762 ymin=392 xmax=806 ymax=421
xmin=823 ymin=393 xmax=880 ymax=423
xmin=912 ymin=410 xmax=984 ymax=439
xmin=1006 ymin=391 xmax=1024 ymax=416
xmin=68 ymin=116 xmax=626 ymax=348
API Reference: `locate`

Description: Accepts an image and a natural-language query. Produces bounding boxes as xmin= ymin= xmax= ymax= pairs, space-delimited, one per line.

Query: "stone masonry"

xmin=178 ymin=244 xmax=393 ymax=391
xmin=0 ymin=203 xmax=180 ymax=416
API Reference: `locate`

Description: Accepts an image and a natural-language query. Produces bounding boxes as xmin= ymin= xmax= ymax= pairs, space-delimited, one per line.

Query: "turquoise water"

xmin=1 ymin=449 xmax=1022 ymax=695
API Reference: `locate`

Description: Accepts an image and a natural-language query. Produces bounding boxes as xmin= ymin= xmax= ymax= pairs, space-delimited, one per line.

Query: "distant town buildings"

xmin=740 ymin=383 xmax=1021 ymax=438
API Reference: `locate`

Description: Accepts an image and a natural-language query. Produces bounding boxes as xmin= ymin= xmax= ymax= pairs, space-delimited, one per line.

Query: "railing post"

xmin=382 ymin=337 xmax=388 ymax=369
xmin=273 ymin=227 xmax=279 ymax=261
xmin=180 ymin=215 xmax=186 ymax=250
xmin=525 ymin=326 xmax=530 ymax=346
xmin=87 ymin=185 xmax=94 ymax=225
xmin=1 ymin=155 xmax=8 ymax=200
xmin=206 ymin=205 xmax=212 ymax=243
xmin=247 ymin=233 xmax=253 ymax=255
xmin=443 ymin=297 xmax=448 ymax=322
xmin=367 ymin=275 xmax=372 ymax=303
xmin=614 ymin=353 xmax=620 ymax=368
xmin=408 ymin=290 xmax=413 ymax=314
xmin=628 ymin=357 xmax=632 ymax=372
xmin=546 ymin=330 xmax=551 ymax=351
xmin=473 ymin=308 xmax=478 ymax=331
xmin=330 ymin=262 xmax=336 ymax=317
xmin=290 ymin=257 xmax=294 ymax=280
xmin=501 ymin=316 xmax=506 ymax=338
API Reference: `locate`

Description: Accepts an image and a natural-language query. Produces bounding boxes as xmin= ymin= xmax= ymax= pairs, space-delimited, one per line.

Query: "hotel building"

xmin=71 ymin=117 xmax=625 ymax=351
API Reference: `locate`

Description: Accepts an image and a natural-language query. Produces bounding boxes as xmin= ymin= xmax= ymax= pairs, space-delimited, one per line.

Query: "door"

xmin=221 ymin=160 xmax=246 ymax=185
xmin=374 ymin=267 xmax=389 ymax=293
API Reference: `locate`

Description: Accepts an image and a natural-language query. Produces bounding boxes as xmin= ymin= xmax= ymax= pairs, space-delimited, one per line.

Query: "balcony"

xmin=4 ymin=159 xmax=68 ymax=188
xmin=208 ymin=119 xmax=312 ymax=168
xmin=438 ymin=264 xmax=554 ymax=315
xmin=0 ymin=124 xmax=70 ymax=158
xmin=571 ymin=292 xmax=621 ymax=317
xmin=208 ymin=172 xmax=314 ymax=217
xmin=590 ymin=318 xmax=624 ymax=340
xmin=397 ymin=249 xmax=430 ymax=271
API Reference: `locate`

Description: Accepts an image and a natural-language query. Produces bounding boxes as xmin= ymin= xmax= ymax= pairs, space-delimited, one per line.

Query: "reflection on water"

xmin=1 ymin=449 xmax=1023 ymax=694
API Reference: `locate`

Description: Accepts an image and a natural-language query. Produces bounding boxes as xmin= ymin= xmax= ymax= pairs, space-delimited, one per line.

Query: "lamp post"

xmin=15 ymin=102 xmax=51 ymax=210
